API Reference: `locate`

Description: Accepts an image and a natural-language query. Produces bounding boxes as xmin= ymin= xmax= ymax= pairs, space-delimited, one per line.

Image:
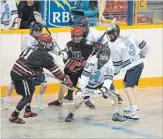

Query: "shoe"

xmin=23 ymin=111 xmax=38 ymax=118
xmin=112 ymin=113 xmax=127 ymax=122
xmin=65 ymin=112 xmax=74 ymax=122
xmin=3 ymin=99 xmax=11 ymax=110
xmin=9 ymin=112 xmax=25 ymax=124
xmin=123 ymin=112 xmax=139 ymax=120
xmin=63 ymin=95 xmax=73 ymax=101
xmin=123 ymin=105 xmax=139 ymax=112
xmin=36 ymin=96 xmax=44 ymax=110
xmin=48 ymin=100 xmax=62 ymax=106
xmin=85 ymin=100 xmax=95 ymax=109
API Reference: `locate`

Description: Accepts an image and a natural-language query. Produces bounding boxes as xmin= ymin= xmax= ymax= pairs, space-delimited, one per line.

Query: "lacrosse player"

xmin=65 ymin=45 xmax=127 ymax=122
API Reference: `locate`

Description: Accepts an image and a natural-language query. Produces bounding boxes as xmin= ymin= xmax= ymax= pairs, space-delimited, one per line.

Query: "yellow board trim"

xmin=0 ymin=24 xmax=162 ymax=34
xmin=0 ymin=77 xmax=162 ymax=97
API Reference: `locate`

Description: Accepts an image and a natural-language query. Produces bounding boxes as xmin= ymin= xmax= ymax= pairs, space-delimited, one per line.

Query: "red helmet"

xmin=71 ymin=26 xmax=83 ymax=43
xmin=71 ymin=26 xmax=83 ymax=36
xmin=38 ymin=33 xmax=54 ymax=51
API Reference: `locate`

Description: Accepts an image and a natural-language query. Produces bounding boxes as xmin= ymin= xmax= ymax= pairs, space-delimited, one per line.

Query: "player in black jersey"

xmin=48 ymin=26 xmax=97 ymax=107
xmin=9 ymin=33 xmax=73 ymax=124
xmin=18 ymin=0 xmax=41 ymax=29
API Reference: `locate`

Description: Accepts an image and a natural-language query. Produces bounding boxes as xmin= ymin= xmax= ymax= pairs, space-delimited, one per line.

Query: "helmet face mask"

xmin=30 ymin=22 xmax=43 ymax=39
xmin=72 ymin=35 xmax=82 ymax=43
xmin=41 ymin=41 xmax=54 ymax=51
xmin=97 ymin=45 xmax=111 ymax=68
xmin=71 ymin=26 xmax=83 ymax=44
xmin=98 ymin=52 xmax=109 ymax=67
xmin=32 ymin=30 xmax=42 ymax=39
xmin=38 ymin=34 xmax=54 ymax=51
xmin=107 ymin=24 xmax=120 ymax=42
xmin=77 ymin=16 xmax=89 ymax=35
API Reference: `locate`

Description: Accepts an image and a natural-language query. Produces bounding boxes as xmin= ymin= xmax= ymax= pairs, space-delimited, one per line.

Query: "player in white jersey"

xmin=0 ymin=0 xmax=18 ymax=29
xmin=3 ymin=21 xmax=67 ymax=110
xmin=65 ymin=45 xmax=127 ymax=122
xmin=63 ymin=16 xmax=123 ymax=109
xmin=106 ymin=24 xmax=149 ymax=120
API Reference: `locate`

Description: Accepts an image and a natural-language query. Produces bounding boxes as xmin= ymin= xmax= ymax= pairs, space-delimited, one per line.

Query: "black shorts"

xmin=12 ymin=79 xmax=35 ymax=98
xmin=124 ymin=63 xmax=144 ymax=87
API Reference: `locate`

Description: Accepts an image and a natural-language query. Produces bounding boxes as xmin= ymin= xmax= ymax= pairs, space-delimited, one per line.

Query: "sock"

xmin=58 ymin=99 xmax=62 ymax=103
xmin=70 ymin=109 xmax=76 ymax=114
xmin=5 ymin=96 xmax=10 ymax=101
xmin=25 ymin=105 xmax=31 ymax=112
xmin=112 ymin=107 xmax=118 ymax=114
xmin=12 ymin=110 xmax=19 ymax=117
xmin=67 ymin=89 xmax=73 ymax=96
xmin=131 ymin=105 xmax=137 ymax=113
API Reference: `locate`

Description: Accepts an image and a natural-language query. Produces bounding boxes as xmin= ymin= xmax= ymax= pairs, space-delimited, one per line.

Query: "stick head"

xmin=106 ymin=18 xmax=116 ymax=32
xmin=33 ymin=11 xmax=46 ymax=26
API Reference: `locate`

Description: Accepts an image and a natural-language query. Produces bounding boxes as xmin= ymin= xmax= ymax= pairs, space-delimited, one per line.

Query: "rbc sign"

xmin=43 ymin=0 xmax=98 ymax=27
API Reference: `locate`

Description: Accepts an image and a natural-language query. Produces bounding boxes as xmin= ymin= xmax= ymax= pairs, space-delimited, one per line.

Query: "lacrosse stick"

xmin=33 ymin=11 xmax=61 ymax=51
xmin=87 ymin=18 xmax=116 ymax=60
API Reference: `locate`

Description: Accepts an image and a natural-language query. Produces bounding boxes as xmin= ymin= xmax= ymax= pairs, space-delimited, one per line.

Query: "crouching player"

xmin=48 ymin=26 xmax=96 ymax=108
xmin=65 ymin=45 xmax=127 ymax=122
xmin=9 ymin=33 xmax=73 ymax=124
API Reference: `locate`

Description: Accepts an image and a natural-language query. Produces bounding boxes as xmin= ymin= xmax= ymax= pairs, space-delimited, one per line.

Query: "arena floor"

xmin=1 ymin=87 xmax=162 ymax=139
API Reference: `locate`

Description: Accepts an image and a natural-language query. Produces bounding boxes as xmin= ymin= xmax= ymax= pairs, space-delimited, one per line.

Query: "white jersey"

xmin=22 ymin=34 xmax=59 ymax=55
xmin=86 ymin=27 xmax=109 ymax=46
xmin=22 ymin=34 xmax=38 ymax=51
xmin=110 ymin=35 xmax=149 ymax=74
xmin=80 ymin=55 xmax=114 ymax=90
xmin=0 ymin=1 xmax=17 ymax=26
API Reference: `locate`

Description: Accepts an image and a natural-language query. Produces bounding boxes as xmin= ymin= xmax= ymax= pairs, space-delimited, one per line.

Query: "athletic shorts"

xmin=124 ymin=63 xmax=144 ymax=87
xmin=12 ymin=79 xmax=35 ymax=97
xmin=33 ymin=73 xmax=47 ymax=86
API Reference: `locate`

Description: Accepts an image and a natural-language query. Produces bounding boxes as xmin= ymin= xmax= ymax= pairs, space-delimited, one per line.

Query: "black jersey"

xmin=18 ymin=1 xmax=41 ymax=29
xmin=66 ymin=39 xmax=95 ymax=61
xmin=11 ymin=46 xmax=64 ymax=80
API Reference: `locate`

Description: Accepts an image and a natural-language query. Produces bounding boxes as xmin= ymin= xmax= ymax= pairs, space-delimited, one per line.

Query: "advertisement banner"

xmin=45 ymin=0 xmax=98 ymax=27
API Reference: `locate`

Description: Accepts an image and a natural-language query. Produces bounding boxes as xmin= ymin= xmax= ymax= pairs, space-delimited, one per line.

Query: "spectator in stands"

xmin=17 ymin=0 xmax=41 ymax=29
xmin=0 ymin=0 xmax=18 ymax=30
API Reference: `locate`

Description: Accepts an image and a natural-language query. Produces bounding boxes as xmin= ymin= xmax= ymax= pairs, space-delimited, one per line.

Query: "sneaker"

xmin=36 ymin=96 xmax=44 ymax=110
xmin=85 ymin=100 xmax=95 ymax=109
xmin=9 ymin=112 xmax=25 ymax=124
xmin=112 ymin=113 xmax=127 ymax=122
xmin=48 ymin=100 xmax=62 ymax=106
xmin=3 ymin=99 xmax=11 ymax=110
xmin=23 ymin=111 xmax=38 ymax=118
xmin=9 ymin=115 xmax=25 ymax=124
xmin=63 ymin=95 xmax=73 ymax=101
xmin=65 ymin=112 xmax=74 ymax=122
xmin=123 ymin=112 xmax=139 ymax=120
xmin=123 ymin=105 xmax=139 ymax=112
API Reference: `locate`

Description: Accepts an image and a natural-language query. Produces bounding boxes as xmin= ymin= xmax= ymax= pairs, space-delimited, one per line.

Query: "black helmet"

xmin=30 ymin=22 xmax=43 ymax=39
xmin=77 ymin=16 xmax=89 ymax=38
xmin=106 ymin=24 xmax=120 ymax=42
xmin=97 ymin=45 xmax=111 ymax=68
xmin=77 ymin=16 xmax=89 ymax=27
